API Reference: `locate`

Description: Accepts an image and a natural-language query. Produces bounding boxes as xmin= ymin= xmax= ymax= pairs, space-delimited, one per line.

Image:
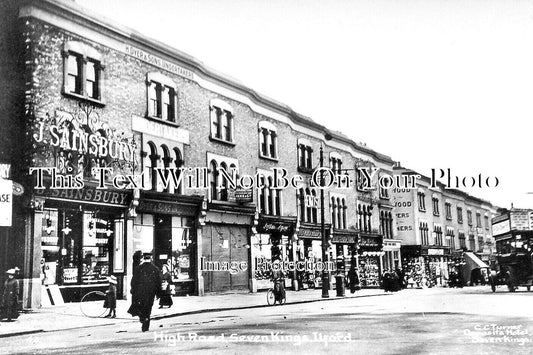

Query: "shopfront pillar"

xmin=124 ymin=216 xmax=134 ymax=299
xmin=23 ymin=209 xmax=42 ymax=309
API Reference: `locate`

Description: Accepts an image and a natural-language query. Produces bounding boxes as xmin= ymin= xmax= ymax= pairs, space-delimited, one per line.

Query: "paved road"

xmin=2 ymin=287 xmax=532 ymax=354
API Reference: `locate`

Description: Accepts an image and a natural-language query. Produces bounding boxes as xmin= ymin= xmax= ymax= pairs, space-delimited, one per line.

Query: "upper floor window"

xmin=446 ymin=227 xmax=455 ymax=249
xmin=258 ymin=175 xmax=282 ymax=216
xmin=467 ymin=210 xmax=473 ymax=226
xmin=420 ymin=221 xmax=429 ymax=245
xmin=418 ymin=192 xmax=426 ymax=211
xmin=434 ymin=224 xmax=443 ymax=246
xmin=330 ymin=195 xmax=347 ymax=230
xmin=458 ymin=231 xmax=466 ymax=249
xmin=445 ymin=202 xmax=452 ymax=220
xmin=258 ymin=121 xmax=278 ymax=160
xmin=299 ymin=188 xmax=318 ymax=223
xmin=468 ymin=234 xmax=475 ymax=251
xmin=210 ymin=99 xmax=234 ymax=144
xmin=146 ymin=72 xmax=177 ymax=122
xmin=476 ymin=212 xmax=482 ymax=228
xmin=329 ymin=152 xmax=343 ymax=175
xmin=380 ymin=210 xmax=393 ymax=238
xmin=297 ymin=138 xmax=313 ymax=172
xmin=357 ymin=203 xmax=372 ymax=233
xmin=379 ymin=177 xmax=390 ymax=199
xmin=457 ymin=207 xmax=463 ymax=224
xmin=484 ymin=215 xmax=490 ymax=230
xmin=207 ymin=153 xmax=238 ymax=202
xmin=432 ymin=197 xmax=440 ymax=216
xmin=62 ymin=41 xmax=103 ymax=103
xmin=144 ymin=141 xmax=183 ymax=194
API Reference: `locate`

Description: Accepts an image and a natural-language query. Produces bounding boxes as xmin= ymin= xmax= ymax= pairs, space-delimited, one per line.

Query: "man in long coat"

xmin=2 ymin=269 xmax=19 ymax=321
xmin=128 ymin=253 xmax=161 ymax=332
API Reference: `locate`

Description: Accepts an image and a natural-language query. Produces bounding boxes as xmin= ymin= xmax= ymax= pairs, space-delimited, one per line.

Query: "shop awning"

xmin=464 ymin=252 xmax=489 ymax=269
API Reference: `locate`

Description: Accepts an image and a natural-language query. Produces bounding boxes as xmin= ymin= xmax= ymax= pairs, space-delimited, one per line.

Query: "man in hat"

xmin=2 ymin=269 xmax=19 ymax=321
xmin=128 ymin=253 xmax=161 ymax=332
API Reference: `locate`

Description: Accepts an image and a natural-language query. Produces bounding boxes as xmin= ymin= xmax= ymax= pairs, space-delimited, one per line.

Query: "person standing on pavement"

xmin=2 ymin=269 xmax=19 ymax=321
xmin=158 ymin=263 xmax=173 ymax=308
xmin=128 ymin=253 xmax=161 ymax=332
xmin=104 ymin=275 xmax=117 ymax=318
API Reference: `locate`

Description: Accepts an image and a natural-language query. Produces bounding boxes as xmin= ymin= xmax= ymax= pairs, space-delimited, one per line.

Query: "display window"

xmin=40 ymin=208 xmax=117 ymax=286
xmin=170 ymin=216 xmax=194 ymax=281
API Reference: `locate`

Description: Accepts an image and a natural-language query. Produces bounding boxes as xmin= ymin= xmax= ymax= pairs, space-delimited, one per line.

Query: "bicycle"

xmin=266 ymin=281 xmax=286 ymax=306
xmin=80 ymin=290 xmax=108 ymax=318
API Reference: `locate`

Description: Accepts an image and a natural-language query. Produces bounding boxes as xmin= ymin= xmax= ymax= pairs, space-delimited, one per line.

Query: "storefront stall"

xmin=251 ymin=215 xmax=296 ymax=291
xmin=34 ymin=185 xmax=131 ymax=302
xmin=135 ymin=191 xmax=204 ymax=296
xmin=358 ymin=234 xmax=384 ymax=288
xmin=296 ymin=223 xmax=331 ymax=290
xmin=401 ymin=245 xmax=451 ymax=287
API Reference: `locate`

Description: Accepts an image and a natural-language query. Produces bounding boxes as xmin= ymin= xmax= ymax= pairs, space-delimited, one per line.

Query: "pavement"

xmin=0 ymin=287 xmax=385 ymax=338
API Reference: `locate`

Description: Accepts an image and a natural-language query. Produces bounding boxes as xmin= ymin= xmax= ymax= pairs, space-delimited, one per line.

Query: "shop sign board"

xmin=235 ymin=188 xmax=253 ymax=203
xmin=427 ymin=248 xmax=445 ymax=255
xmin=492 ymin=219 xmax=510 ymax=236
xmin=0 ymin=179 xmax=13 ymax=226
xmin=257 ymin=220 xmax=293 ymax=235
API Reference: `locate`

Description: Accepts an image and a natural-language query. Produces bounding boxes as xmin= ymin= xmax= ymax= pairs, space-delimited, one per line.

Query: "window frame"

xmin=146 ymin=72 xmax=178 ymax=123
xmin=209 ymin=99 xmax=235 ymax=145
xmin=62 ymin=42 xmax=104 ymax=105
xmin=258 ymin=121 xmax=278 ymax=161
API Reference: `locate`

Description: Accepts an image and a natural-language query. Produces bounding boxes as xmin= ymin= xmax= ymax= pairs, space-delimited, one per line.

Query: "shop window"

xmin=40 ymin=209 xmax=116 ymax=286
xmin=170 ymin=217 xmax=195 ymax=281
xmin=457 ymin=207 xmax=463 ymax=224
xmin=258 ymin=121 xmax=278 ymax=160
xmin=445 ymin=202 xmax=452 ymax=220
xmin=146 ymin=72 xmax=178 ymax=122
xmin=210 ymin=99 xmax=234 ymax=144
xmin=418 ymin=192 xmax=426 ymax=211
xmin=62 ymin=42 xmax=104 ymax=103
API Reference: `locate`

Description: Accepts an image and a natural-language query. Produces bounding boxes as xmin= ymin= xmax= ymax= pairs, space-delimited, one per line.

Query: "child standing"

xmin=104 ymin=275 xmax=117 ymax=318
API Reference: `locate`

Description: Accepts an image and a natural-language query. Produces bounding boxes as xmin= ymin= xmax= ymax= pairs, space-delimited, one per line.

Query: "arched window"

xmin=148 ymin=141 xmax=159 ymax=191
xmin=306 ymin=188 xmax=312 ymax=223
xmin=342 ymin=199 xmax=347 ymax=229
xmin=311 ymin=189 xmax=318 ymax=223
xmin=220 ymin=162 xmax=228 ymax=201
xmin=174 ymin=148 xmax=183 ymax=194
xmin=161 ymin=145 xmax=171 ymax=193
xmin=210 ymin=160 xmax=218 ymax=201
xmin=299 ymin=188 xmax=306 ymax=222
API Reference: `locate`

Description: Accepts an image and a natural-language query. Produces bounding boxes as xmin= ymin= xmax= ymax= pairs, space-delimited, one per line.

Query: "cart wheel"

xmin=266 ymin=289 xmax=275 ymax=306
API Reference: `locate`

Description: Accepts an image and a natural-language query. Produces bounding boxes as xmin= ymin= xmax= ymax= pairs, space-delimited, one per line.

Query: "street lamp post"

xmin=320 ymin=145 xmax=329 ymax=298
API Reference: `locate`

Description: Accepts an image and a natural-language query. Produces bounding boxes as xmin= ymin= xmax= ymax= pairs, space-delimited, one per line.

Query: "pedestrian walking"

xmin=158 ymin=263 xmax=173 ymax=308
xmin=347 ymin=264 xmax=360 ymax=293
xmin=128 ymin=253 xmax=161 ymax=332
xmin=104 ymin=275 xmax=117 ymax=318
xmin=1 ymin=269 xmax=19 ymax=321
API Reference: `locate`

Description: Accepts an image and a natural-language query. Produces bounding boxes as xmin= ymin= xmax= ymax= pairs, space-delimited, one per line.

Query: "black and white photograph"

xmin=0 ymin=0 xmax=532 ymax=354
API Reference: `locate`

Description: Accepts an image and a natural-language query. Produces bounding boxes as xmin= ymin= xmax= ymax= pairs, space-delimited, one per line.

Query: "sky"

xmin=77 ymin=0 xmax=533 ymax=210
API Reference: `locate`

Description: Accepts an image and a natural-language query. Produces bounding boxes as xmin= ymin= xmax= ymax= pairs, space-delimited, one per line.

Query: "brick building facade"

xmin=0 ymin=0 xmax=401 ymax=308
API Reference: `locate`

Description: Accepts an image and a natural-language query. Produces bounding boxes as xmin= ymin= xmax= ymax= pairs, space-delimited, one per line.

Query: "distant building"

xmin=492 ymin=207 xmax=533 ymax=254
xmin=391 ymin=165 xmax=496 ymax=287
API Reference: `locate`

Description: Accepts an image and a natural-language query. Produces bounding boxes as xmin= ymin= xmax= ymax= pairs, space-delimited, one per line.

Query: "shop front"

xmin=251 ymin=215 xmax=296 ymax=291
xmin=296 ymin=223 xmax=332 ymax=290
xmin=134 ymin=191 xmax=204 ymax=296
xmin=202 ymin=203 xmax=256 ymax=293
xmin=34 ymin=185 xmax=131 ymax=303
xmin=401 ymin=245 xmax=451 ymax=287
xmin=358 ymin=233 xmax=384 ymax=288
xmin=331 ymin=229 xmax=359 ymax=276
xmin=383 ymin=239 xmax=402 ymax=271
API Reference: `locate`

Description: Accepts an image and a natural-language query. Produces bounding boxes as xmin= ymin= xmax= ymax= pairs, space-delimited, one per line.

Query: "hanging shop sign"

xmin=427 ymin=248 xmax=445 ymax=256
xmin=137 ymin=199 xmax=198 ymax=216
xmin=332 ymin=234 xmax=357 ymax=244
